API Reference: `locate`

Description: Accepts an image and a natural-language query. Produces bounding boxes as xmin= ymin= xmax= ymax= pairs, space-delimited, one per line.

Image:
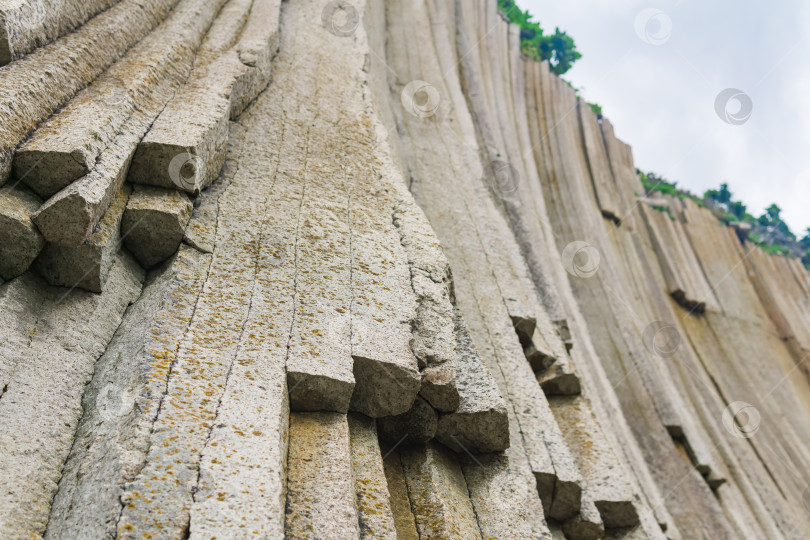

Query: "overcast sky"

xmin=521 ymin=0 xmax=810 ymax=234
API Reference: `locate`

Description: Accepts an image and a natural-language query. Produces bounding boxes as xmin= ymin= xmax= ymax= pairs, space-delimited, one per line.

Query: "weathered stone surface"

xmin=126 ymin=0 xmax=279 ymax=195
xmin=45 ymin=245 xmax=211 ymax=539
xmin=400 ymin=442 xmax=482 ymax=539
xmin=284 ymin=151 xmax=354 ymax=413
xmin=0 ymin=0 xmax=118 ymax=65
xmin=461 ymin=450 xmax=553 ymax=540
xmin=34 ymin=183 xmax=131 ymax=293
xmin=537 ymin=354 xmax=582 ymax=396
xmin=0 ymin=0 xmax=179 ymax=186
xmin=229 ymin=0 xmax=281 ymax=118
xmin=0 ymin=254 xmax=143 ymax=539
xmin=183 ymin=121 xmax=244 ymax=254
xmin=391 ymin=192 xmax=457 ymax=370
xmin=114 ymin=72 xmax=297 ymax=538
xmin=347 ymin=413 xmax=398 ymax=539
xmin=0 ymin=271 xmax=45 ymax=396
xmin=380 ymin=445 xmax=420 ymax=540
xmin=121 ymin=185 xmax=193 ymax=268
xmin=639 ymin=201 xmax=719 ymax=312
xmin=378 ymin=396 xmax=438 ymax=445
xmin=420 ymin=360 xmax=460 ymax=412
xmin=551 ymin=395 xmax=640 ymax=530
xmin=579 ymin=100 xmax=622 ymax=223
xmin=14 ymin=0 xmax=228 ymax=195
xmin=435 ymin=308 xmax=509 ymax=453
xmin=126 ymin=56 xmax=236 ymax=194
xmin=0 ymin=183 xmax=44 ymax=279
xmin=349 ymin=208 xmax=422 ymax=417
xmin=1 ymin=0 xmax=809 ymax=538
xmin=31 ymin=73 xmax=181 ymax=246
xmin=285 ymin=412 xmax=360 ymax=539
xmin=524 ymin=326 xmax=557 ymax=373
xmin=384 ymin=0 xmax=579 ymax=528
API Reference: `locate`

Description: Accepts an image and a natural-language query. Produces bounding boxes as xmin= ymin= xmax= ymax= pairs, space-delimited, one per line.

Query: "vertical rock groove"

xmin=0 ymin=0 xmax=809 ymax=538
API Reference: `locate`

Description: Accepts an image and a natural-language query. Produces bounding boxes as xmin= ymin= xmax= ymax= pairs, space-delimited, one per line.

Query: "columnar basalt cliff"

xmin=1 ymin=1 xmax=809 ymax=539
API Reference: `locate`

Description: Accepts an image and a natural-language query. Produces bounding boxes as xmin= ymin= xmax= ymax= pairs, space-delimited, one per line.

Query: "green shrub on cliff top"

xmin=497 ymin=0 xmax=581 ymax=75
xmin=637 ymin=169 xmax=810 ymax=268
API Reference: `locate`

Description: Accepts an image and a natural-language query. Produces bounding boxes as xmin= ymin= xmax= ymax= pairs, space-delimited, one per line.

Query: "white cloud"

xmin=521 ymin=0 xmax=810 ymax=233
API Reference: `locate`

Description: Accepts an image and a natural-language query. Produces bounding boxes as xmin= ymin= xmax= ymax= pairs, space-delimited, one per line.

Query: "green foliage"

xmin=704 ymin=182 xmax=731 ymax=205
xmin=539 ymin=28 xmax=582 ymax=75
xmin=636 ymin=169 xmax=683 ymax=198
xmin=637 ymin=171 xmax=809 ymax=268
xmin=587 ymin=101 xmax=602 ymax=115
xmin=497 ymin=0 xmax=581 ymax=75
xmin=727 ymin=200 xmax=746 ymax=221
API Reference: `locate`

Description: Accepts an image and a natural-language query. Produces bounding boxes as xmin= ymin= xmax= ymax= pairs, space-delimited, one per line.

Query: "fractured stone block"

xmin=31 ymin=74 xmax=180 ymax=247
xmin=13 ymin=0 xmax=228 ymax=196
xmin=0 ymin=0 xmax=118 ymax=65
xmin=127 ymin=57 xmax=235 ymax=195
xmin=399 ymin=442 xmax=482 ymax=539
xmin=390 ymin=192 xmax=461 ymax=412
xmin=377 ymin=396 xmax=438 ymax=445
xmin=284 ymin=412 xmax=360 ymax=539
xmin=0 ymin=183 xmax=44 ymax=280
xmin=33 ymin=184 xmax=130 ymax=293
xmin=121 ymin=185 xmax=192 ymax=269
xmin=435 ymin=309 xmax=510 ymax=453
xmin=286 ymin=185 xmax=354 ymax=414
xmin=349 ymin=232 xmax=422 ymax=418
xmin=562 ymin=497 xmax=605 ymax=540
xmin=551 ymin=395 xmax=640 ymax=531
xmin=0 ymin=0 xmax=180 ymax=187
xmin=419 ymin=361 xmax=460 ymax=413
xmin=347 ymin=413 xmax=399 ymax=539
xmin=537 ymin=354 xmax=582 ymax=396
xmin=523 ymin=326 xmax=557 ymax=373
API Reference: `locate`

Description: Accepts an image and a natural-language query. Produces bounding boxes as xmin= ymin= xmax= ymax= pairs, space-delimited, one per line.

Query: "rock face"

xmin=0 ymin=0 xmax=809 ymax=539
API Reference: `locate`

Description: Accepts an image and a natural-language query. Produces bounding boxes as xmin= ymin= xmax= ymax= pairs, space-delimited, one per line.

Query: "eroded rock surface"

xmin=0 ymin=0 xmax=808 ymax=539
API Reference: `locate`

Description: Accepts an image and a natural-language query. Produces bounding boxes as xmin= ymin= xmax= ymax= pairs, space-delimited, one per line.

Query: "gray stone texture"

xmin=34 ymin=183 xmax=131 ymax=293
xmin=284 ymin=412 xmax=360 ymax=539
xmin=14 ymin=0 xmax=228 ymax=196
xmin=347 ymin=413 xmax=399 ymax=539
xmin=0 ymin=183 xmax=44 ymax=279
xmin=400 ymin=442 xmax=482 ymax=539
xmin=0 ymin=254 xmax=143 ymax=538
xmin=0 ymin=0 xmax=119 ymax=65
xmin=121 ymin=185 xmax=193 ymax=268
xmin=435 ymin=308 xmax=510 ymax=453
xmin=0 ymin=0 xmax=809 ymax=539
xmin=0 ymin=0 xmax=180 ymax=187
